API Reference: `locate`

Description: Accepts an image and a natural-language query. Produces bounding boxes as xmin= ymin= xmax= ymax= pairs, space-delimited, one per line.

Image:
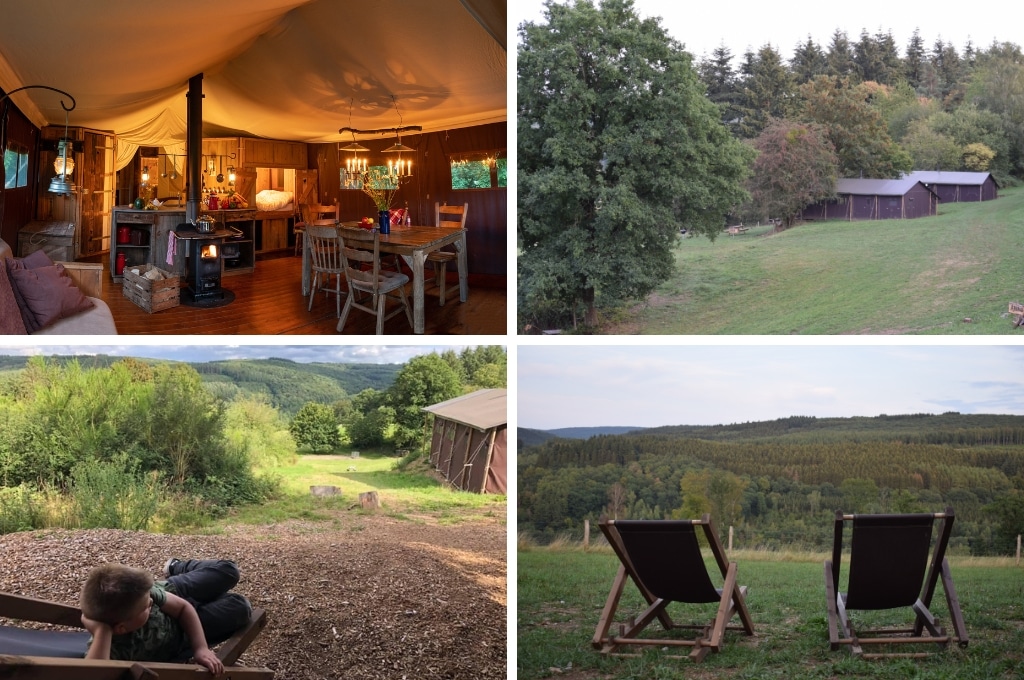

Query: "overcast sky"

xmin=518 ymin=345 xmax=1024 ymax=430
xmin=0 ymin=343 xmax=476 ymax=365
xmin=515 ymin=0 xmax=1008 ymax=64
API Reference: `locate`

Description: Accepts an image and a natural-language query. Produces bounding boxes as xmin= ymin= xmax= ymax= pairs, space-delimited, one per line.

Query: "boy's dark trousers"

xmin=165 ymin=559 xmax=252 ymax=652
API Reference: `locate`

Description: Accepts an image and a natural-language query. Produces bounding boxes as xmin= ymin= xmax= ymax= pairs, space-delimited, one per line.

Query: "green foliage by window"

xmin=451 ymin=160 xmax=492 ymax=189
xmin=289 ymin=402 xmax=341 ymax=453
xmin=518 ymin=0 xmax=752 ymax=329
xmin=496 ymin=158 xmax=507 ymax=187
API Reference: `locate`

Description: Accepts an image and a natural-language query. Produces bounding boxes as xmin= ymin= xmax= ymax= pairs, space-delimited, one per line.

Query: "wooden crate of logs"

xmin=122 ymin=264 xmax=179 ymax=313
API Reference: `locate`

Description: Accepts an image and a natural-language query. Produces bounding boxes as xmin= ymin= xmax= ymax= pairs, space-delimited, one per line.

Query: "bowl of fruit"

xmin=359 ymin=217 xmax=375 ymax=230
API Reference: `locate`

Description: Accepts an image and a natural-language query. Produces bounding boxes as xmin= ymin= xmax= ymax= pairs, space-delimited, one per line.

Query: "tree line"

xmin=288 ymin=347 xmax=507 ymax=453
xmin=518 ymin=414 xmax=1024 ymax=555
xmin=699 ymin=29 xmax=1024 ymax=226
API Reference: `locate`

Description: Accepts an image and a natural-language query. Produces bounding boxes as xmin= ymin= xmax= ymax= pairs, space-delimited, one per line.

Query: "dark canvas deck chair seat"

xmin=0 ymin=591 xmax=273 ymax=679
xmin=824 ymin=508 xmax=968 ymax=659
xmin=593 ymin=516 xmax=755 ymax=662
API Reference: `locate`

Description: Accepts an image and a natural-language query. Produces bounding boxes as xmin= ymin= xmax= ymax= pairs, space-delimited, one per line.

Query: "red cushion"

xmin=8 ymin=264 xmax=94 ymax=332
xmin=389 ymin=208 xmax=406 ymax=225
xmin=20 ymin=249 xmax=54 ymax=270
xmin=0 ymin=258 xmax=28 ymax=334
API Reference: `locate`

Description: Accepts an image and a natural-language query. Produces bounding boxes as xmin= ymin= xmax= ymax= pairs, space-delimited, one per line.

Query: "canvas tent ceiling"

xmin=0 ymin=0 xmax=506 ymax=155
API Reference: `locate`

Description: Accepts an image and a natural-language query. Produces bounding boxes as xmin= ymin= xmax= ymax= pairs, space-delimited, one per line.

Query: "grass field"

xmin=216 ymin=453 xmax=505 ymax=528
xmin=608 ymin=186 xmax=1024 ymax=334
xmin=518 ymin=546 xmax=1024 ymax=679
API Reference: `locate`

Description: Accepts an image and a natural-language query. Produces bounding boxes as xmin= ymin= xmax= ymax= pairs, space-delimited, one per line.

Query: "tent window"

xmin=450 ymin=151 xmax=506 ymax=190
xmin=3 ymin=143 xmax=29 ymax=189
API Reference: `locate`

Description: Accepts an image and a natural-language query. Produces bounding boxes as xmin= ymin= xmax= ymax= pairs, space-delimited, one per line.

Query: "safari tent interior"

xmin=0 ymin=0 xmax=507 ymax=334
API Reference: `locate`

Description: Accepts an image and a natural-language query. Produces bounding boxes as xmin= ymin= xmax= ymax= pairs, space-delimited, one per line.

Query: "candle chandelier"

xmin=338 ymin=95 xmax=419 ymax=189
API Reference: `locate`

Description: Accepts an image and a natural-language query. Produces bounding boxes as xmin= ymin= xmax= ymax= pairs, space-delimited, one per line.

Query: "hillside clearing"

xmin=605 ymin=186 xmax=1024 ymax=334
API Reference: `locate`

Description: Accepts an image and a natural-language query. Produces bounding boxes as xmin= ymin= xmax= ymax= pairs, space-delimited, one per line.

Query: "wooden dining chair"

xmin=337 ymin=228 xmax=413 ymax=334
xmin=306 ymin=225 xmax=346 ymax=317
xmin=296 ymin=201 xmax=339 ymax=255
xmin=427 ymin=202 xmax=468 ymax=305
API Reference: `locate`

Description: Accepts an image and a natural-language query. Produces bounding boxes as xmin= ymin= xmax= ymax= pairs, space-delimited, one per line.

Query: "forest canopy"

xmin=518 ymin=413 xmax=1024 ymax=556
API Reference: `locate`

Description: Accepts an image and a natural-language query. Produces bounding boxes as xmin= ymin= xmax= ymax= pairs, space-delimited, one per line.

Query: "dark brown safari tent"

xmin=802 ymin=178 xmax=939 ymax=221
xmin=424 ymin=388 xmax=506 ymax=494
xmin=904 ymin=171 xmax=998 ymax=202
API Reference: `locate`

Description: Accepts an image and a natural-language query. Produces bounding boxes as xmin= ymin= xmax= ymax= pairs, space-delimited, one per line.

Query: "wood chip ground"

xmin=0 ymin=510 xmax=506 ymax=679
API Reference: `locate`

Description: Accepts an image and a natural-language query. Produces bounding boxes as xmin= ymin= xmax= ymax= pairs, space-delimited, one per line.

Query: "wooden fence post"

xmin=1016 ymin=534 xmax=1021 ymax=567
xmin=729 ymin=526 xmax=734 ymax=552
xmin=584 ymin=519 xmax=590 ymax=551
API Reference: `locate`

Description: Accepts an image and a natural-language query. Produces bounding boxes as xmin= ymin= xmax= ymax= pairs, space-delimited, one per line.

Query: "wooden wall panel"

xmin=312 ymin=122 xmax=507 ymax=279
xmin=0 ymin=100 xmax=39 ymax=246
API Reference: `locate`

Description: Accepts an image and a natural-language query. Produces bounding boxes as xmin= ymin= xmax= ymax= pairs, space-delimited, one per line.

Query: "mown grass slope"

xmin=611 ymin=186 xmax=1024 ymax=334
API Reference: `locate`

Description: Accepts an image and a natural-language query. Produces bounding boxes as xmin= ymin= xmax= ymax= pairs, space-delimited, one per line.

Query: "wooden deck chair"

xmin=0 ymin=591 xmax=273 ymax=679
xmin=593 ymin=516 xmax=755 ymax=662
xmin=824 ymin=507 xmax=968 ymax=659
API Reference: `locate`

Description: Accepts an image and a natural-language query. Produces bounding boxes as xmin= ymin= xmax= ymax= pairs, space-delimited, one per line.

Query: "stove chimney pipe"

xmin=186 ymin=73 xmax=204 ymax=223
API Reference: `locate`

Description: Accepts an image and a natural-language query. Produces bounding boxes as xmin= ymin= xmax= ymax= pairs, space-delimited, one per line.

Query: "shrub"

xmin=154 ymin=492 xmax=215 ymax=533
xmin=289 ymin=402 xmax=341 ymax=452
xmin=0 ymin=484 xmax=45 ymax=534
xmin=69 ymin=454 xmax=162 ymax=531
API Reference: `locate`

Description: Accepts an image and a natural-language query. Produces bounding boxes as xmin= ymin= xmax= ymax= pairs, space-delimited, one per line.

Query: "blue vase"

xmin=378 ymin=210 xmax=391 ymax=234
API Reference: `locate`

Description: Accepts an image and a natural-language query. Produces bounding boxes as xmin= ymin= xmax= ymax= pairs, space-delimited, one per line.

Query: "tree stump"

xmin=359 ymin=491 xmax=380 ymax=509
xmin=310 ymin=485 xmax=341 ymax=497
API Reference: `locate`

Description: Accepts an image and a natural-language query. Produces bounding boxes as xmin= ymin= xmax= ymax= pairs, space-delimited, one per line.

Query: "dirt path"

xmin=0 ymin=509 xmax=507 ymax=679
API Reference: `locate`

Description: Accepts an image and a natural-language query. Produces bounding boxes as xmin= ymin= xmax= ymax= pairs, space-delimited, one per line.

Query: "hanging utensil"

xmin=169 ymin=155 xmax=178 ymax=180
xmin=216 ymin=156 xmax=225 ymax=183
xmin=160 ymin=155 xmax=168 ymax=178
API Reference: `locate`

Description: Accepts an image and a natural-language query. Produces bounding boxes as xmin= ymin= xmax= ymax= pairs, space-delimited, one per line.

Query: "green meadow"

xmin=219 ymin=454 xmax=504 ymax=528
xmin=609 ymin=186 xmax=1024 ymax=334
xmin=518 ymin=545 xmax=1024 ymax=679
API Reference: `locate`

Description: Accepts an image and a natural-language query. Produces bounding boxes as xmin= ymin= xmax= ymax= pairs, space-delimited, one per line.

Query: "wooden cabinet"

xmin=203 ymin=137 xmax=307 ymax=170
xmin=220 ymin=210 xmax=256 ymax=276
xmin=259 ymin=218 xmax=289 ymax=252
xmin=110 ymin=208 xmax=257 ymax=280
xmin=36 ymin=126 xmax=115 ymax=258
xmin=109 ymin=209 xmax=168 ymax=281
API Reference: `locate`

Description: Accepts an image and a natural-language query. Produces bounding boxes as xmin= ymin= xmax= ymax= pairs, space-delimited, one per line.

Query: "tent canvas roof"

xmin=423 ymin=388 xmax=506 ymax=431
xmin=0 ymin=0 xmax=506 ymax=149
xmin=904 ymin=171 xmax=997 ymax=187
xmin=836 ymin=178 xmax=937 ymax=197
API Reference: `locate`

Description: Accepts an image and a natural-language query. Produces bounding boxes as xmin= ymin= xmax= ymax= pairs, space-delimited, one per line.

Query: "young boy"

xmin=79 ymin=558 xmax=252 ymax=675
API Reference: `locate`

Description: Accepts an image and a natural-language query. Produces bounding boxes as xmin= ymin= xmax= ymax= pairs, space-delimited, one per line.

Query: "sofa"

xmin=1 ymin=236 xmax=117 ymax=335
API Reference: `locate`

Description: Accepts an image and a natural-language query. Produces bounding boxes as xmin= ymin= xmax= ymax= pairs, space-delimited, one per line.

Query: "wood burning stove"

xmin=188 ymin=237 xmax=225 ymax=300
xmin=175 ymin=221 xmax=238 ymax=307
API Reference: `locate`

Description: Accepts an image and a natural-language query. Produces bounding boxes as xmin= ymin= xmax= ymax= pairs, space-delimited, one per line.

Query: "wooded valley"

xmin=518 ymin=413 xmax=1024 ymax=555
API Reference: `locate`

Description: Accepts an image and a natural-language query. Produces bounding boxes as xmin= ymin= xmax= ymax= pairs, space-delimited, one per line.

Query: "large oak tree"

xmin=517 ymin=0 xmax=752 ymax=329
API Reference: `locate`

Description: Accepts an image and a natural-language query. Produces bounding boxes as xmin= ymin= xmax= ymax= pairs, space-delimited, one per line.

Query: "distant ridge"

xmin=518 ymin=425 xmax=647 ymax=447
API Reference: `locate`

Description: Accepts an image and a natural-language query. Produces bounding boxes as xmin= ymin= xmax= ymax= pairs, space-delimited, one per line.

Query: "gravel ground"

xmin=0 ymin=510 xmax=507 ymax=679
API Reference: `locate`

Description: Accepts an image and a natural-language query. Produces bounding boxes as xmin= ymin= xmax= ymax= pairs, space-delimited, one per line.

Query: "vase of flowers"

xmin=358 ymin=166 xmax=401 ymax=234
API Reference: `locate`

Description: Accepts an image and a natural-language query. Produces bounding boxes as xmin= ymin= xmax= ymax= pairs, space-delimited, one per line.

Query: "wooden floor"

xmin=101 ymin=253 xmax=507 ymax=335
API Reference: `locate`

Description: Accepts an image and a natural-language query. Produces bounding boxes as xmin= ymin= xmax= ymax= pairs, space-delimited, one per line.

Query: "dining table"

xmin=302 ymin=222 xmax=468 ymax=334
